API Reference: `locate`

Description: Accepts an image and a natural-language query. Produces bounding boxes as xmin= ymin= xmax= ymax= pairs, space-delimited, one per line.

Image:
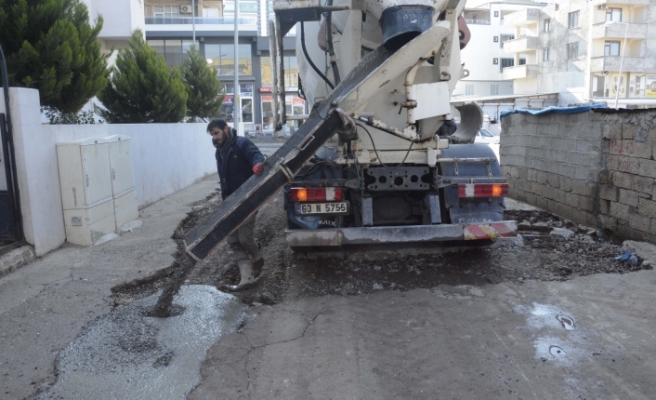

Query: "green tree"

xmin=97 ymin=30 xmax=187 ymax=123
xmin=181 ymin=45 xmax=224 ymax=120
xmin=0 ymin=0 xmax=109 ymax=114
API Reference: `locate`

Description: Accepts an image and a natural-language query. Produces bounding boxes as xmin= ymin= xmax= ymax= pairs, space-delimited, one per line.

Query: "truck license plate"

xmin=296 ymin=202 xmax=349 ymax=215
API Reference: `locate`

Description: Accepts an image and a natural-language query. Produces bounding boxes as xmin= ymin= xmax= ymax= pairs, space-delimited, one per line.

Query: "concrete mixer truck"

xmin=184 ymin=0 xmax=517 ymax=260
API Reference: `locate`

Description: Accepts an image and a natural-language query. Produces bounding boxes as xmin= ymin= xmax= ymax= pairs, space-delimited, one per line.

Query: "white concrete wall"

xmin=86 ymin=0 xmax=144 ymax=39
xmin=2 ymin=88 xmax=217 ymax=256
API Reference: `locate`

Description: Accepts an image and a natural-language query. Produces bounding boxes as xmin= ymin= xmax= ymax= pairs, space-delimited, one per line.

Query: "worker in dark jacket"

xmin=208 ymin=119 xmax=265 ymax=292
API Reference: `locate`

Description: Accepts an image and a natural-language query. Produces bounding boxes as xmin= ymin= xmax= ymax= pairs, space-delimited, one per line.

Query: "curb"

xmin=0 ymin=245 xmax=37 ymax=278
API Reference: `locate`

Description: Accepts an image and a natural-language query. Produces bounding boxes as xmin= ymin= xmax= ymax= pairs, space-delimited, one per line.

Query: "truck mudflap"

xmin=286 ymin=220 xmax=517 ymax=247
xmin=183 ymin=24 xmax=450 ymax=261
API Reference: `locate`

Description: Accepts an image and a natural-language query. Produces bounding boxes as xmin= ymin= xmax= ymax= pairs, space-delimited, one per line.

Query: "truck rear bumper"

xmin=286 ymin=221 xmax=517 ymax=247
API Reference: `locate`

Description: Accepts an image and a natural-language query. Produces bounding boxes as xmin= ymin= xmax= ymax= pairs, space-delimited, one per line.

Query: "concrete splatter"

xmin=34 ymin=285 xmax=246 ymax=400
xmin=151 ymin=255 xmax=197 ymax=318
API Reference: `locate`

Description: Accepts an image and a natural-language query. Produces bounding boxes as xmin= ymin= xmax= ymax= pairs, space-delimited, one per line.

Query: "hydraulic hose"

xmin=300 ymin=22 xmax=335 ymax=90
xmin=325 ymin=1 xmax=341 ymax=85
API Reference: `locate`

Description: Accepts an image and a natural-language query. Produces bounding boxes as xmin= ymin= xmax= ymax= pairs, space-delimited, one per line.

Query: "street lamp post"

xmin=614 ymin=22 xmax=628 ymax=109
xmin=192 ymin=0 xmax=196 ymax=43
xmin=234 ymin=0 xmax=240 ymax=134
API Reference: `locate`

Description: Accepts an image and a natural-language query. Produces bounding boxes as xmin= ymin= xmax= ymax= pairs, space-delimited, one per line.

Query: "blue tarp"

xmin=500 ymin=103 xmax=609 ymax=120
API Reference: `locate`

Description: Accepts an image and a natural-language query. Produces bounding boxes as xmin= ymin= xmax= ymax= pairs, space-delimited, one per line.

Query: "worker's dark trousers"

xmin=227 ymin=212 xmax=262 ymax=262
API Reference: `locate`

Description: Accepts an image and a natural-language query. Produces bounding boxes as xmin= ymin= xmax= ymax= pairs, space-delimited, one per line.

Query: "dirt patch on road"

xmin=112 ymin=190 xmax=650 ymax=307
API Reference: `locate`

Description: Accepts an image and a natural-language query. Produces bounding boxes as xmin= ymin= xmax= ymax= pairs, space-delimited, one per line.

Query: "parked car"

xmin=474 ymin=128 xmax=500 ymax=145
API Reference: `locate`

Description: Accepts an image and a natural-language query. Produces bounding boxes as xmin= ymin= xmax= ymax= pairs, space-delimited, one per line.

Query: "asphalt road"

xmin=190 ymin=262 xmax=656 ymax=400
xmin=4 ymin=137 xmax=656 ymax=400
xmin=250 ymin=137 xmax=287 ymax=158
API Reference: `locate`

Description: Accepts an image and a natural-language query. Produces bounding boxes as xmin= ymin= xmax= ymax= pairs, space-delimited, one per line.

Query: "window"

xmin=493 ymin=58 xmax=498 ymax=65
xmin=223 ymin=1 xmax=258 ymax=13
xmin=463 ymin=10 xmax=491 ymax=24
xmin=480 ymin=128 xmax=494 ymax=137
xmin=606 ymin=8 xmax=622 ymax=22
xmin=604 ymin=41 xmax=620 ymax=56
xmin=544 ymin=18 xmax=551 ymax=32
xmin=500 ymin=34 xmax=514 ymax=48
xmin=260 ymin=56 xmax=272 ymax=87
xmin=568 ymin=11 xmax=580 ymax=29
xmin=465 ymin=85 xmax=474 ymax=96
xmin=490 ymin=85 xmax=499 ymax=96
xmin=154 ymin=6 xmax=180 ymax=18
xmin=203 ymin=8 xmax=219 ymax=18
xmin=205 ymin=44 xmax=252 ymax=76
xmin=148 ymin=39 xmax=199 ymax=67
xmin=501 ymin=58 xmax=514 ymax=72
xmin=543 ymin=48 xmax=549 ymax=61
xmin=283 ymin=56 xmax=299 ymax=90
xmin=493 ymin=36 xmax=499 ymax=42
xmin=555 ymin=4 xmax=559 ymax=11
xmin=494 ymin=11 xmax=499 ymax=17
xmin=567 ymin=42 xmax=579 ymax=60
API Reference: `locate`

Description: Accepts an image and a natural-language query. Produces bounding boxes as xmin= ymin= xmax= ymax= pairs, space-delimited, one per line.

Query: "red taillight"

xmin=290 ymin=187 xmax=343 ymax=202
xmin=458 ymin=183 xmax=508 ymax=198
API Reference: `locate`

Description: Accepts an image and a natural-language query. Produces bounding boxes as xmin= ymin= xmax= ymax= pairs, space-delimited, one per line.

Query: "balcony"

xmin=592 ymin=0 xmax=649 ymax=6
xmin=465 ymin=19 xmax=491 ymax=25
xmin=144 ymin=16 xmax=258 ymax=33
xmin=591 ymin=22 xmax=647 ymax=40
xmin=502 ymin=64 xmax=538 ymax=80
xmin=145 ymin=16 xmax=257 ymax=25
xmin=590 ymin=56 xmax=655 ymax=73
xmin=503 ymin=36 xmax=539 ymax=53
xmin=503 ymin=8 xmax=540 ymax=27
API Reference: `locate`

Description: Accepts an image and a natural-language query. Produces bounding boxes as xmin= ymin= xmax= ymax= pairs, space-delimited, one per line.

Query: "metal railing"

xmin=145 ymin=17 xmax=257 ymax=25
xmin=465 ymin=19 xmax=491 ymax=25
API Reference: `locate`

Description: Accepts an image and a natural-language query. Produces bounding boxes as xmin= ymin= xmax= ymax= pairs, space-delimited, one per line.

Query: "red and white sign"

xmin=463 ymin=222 xmax=516 ymax=240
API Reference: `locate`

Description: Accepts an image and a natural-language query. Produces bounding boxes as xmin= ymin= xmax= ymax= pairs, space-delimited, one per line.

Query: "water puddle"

xmin=549 ymin=345 xmax=567 ymax=358
xmin=556 ymin=315 xmax=575 ymax=330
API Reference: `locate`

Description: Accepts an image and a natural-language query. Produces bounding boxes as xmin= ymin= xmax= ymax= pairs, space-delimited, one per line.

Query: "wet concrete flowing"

xmin=33 ymin=285 xmax=246 ymax=400
xmin=151 ymin=255 xmax=197 ymax=318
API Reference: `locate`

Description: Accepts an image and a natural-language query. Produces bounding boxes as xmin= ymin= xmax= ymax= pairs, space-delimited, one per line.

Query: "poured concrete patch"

xmin=36 ymin=285 xmax=246 ymax=400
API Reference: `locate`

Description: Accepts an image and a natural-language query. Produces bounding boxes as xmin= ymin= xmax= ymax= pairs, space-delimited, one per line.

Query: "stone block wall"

xmin=501 ymin=109 xmax=656 ymax=243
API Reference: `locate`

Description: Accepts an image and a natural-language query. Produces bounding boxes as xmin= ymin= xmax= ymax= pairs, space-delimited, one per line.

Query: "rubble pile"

xmin=111 ymin=198 xmax=651 ymax=308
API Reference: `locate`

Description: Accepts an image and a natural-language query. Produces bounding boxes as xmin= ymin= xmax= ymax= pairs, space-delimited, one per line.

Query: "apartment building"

xmin=450 ymin=1 xmax=551 ymax=122
xmin=83 ymin=0 xmax=303 ymax=131
xmin=81 ymin=0 xmax=145 ymax=65
xmin=453 ymin=0 xmax=547 ymax=99
xmin=503 ymin=0 xmax=656 ymax=107
xmin=144 ymin=0 xmax=306 ymax=131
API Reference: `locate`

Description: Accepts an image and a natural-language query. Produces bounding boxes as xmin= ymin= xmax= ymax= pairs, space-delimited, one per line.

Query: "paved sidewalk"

xmin=0 ymin=175 xmax=218 ymax=400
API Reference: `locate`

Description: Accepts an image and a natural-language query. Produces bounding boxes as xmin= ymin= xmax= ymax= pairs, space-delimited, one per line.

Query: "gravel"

xmin=111 ymin=193 xmax=651 ymax=307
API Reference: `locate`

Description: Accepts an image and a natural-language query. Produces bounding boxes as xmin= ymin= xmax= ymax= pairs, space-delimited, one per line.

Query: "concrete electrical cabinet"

xmin=56 ymin=138 xmax=116 ymax=245
xmin=105 ymin=135 xmax=138 ymax=228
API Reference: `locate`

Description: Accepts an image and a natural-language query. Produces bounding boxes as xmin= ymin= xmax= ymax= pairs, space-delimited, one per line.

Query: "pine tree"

xmin=181 ymin=45 xmax=225 ymax=120
xmin=0 ymin=0 xmax=109 ymax=114
xmin=97 ymin=30 xmax=188 ymax=123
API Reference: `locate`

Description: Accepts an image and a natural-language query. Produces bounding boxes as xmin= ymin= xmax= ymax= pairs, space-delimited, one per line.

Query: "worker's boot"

xmin=226 ymin=259 xmax=259 ymax=292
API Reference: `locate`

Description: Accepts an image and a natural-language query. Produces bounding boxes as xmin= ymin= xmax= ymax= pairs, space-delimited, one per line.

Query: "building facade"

xmin=81 ymin=0 xmax=145 ymax=66
xmin=84 ymin=0 xmax=303 ymax=132
xmin=143 ymin=0 xmax=303 ymax=132
xmin=503 ymin=0 xmax=656 ymax=107
xmin=452 ymin=0 xmax=546 ymax=121
xmin=453 ymin=1 xmax=547 ymax=101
